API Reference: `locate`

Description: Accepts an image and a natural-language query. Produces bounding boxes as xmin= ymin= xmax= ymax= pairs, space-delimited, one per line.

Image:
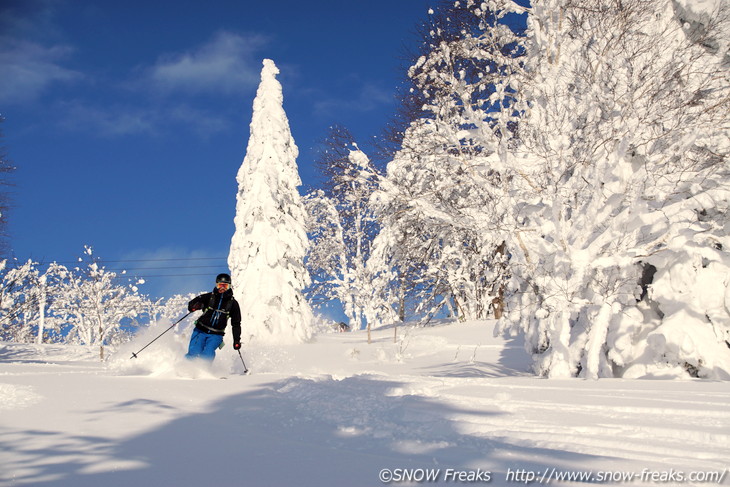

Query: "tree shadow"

xmin=0 ymin=345 xmax=50 ymax=364
xmin=3 ymin=374 xmax=627 ymax=486
xmin=0 ymin=343 xmax=98 ymax=366
xmin=420 ymin=360 xmax=531 ymax=378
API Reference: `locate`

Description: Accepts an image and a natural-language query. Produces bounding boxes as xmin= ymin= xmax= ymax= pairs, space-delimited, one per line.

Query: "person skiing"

xmin=185 ymin=273 xmax=242 ymax=360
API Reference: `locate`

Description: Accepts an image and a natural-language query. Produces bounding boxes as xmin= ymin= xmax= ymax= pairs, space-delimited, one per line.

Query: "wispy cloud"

xmin=56 ymin=100 xmax=233 ymax=138
xmin=167 ymin=104 xmax=232 ymax=138
xmin=56 ymin=101 xmax=157 ymax=136
xmin=2 ymin=7 xmax=264 ymax=138
xmin=144 ymin=31 xmax=269 ymax=95
xmin=0 ymin=39 xmax=82 ymax=105
xmin=312 ymin=81 xmax=394 ymax=118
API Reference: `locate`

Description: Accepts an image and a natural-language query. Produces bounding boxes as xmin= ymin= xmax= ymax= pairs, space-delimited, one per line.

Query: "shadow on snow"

xmin=4 ymin=374 xmax=613 ymax=487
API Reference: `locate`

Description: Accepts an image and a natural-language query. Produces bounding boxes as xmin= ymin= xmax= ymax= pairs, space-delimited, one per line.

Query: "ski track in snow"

xmin=0 ymin=321 xmax=728 ymax=487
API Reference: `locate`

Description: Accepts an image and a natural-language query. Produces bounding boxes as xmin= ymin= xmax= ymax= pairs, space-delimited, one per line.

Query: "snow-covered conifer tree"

xmin=229 ymin=59 xmax=313 ymax=344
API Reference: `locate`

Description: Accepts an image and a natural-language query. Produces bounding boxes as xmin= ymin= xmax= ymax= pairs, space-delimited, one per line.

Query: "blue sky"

xmin=1 ymin=0 xmax=432 ymax=299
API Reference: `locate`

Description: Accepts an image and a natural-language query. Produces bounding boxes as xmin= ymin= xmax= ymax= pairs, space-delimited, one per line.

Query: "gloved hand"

xmin=190 ymin=302 xmax=203 ymax=311
xmin=233 ymin=342 xmax=241 ymax=350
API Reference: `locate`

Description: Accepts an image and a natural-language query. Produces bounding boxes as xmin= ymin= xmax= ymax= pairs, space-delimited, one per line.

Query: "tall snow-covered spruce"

xmin=229 ymin=59 xmax=313 ymax=344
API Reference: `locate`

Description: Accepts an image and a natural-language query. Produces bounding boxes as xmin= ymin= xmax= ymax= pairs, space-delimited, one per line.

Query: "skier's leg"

xmin=200 ymin=334 xmax=223 ymax=360
xmin=185 ymin=329 xmax=205 ymax=359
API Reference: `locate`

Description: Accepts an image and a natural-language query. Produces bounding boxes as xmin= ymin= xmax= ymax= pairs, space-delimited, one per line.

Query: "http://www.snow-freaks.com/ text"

xmin=378 ymin=467 xmax=728 ymax=484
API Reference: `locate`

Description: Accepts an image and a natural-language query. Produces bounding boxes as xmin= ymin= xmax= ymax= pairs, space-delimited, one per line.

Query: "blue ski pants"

xmin=186 ymin=328 xmax=223 ymax=361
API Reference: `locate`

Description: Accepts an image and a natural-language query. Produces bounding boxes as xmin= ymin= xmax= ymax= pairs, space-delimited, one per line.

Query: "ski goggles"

xmin=216 ymin=282 xmax=230 ymax=290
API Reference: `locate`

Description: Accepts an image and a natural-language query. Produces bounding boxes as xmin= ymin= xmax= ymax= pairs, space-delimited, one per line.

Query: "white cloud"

xmin=146 ymin=31 xmax=268 ymax=95
xmin=0 ymin=39 xmax=82 ymax=105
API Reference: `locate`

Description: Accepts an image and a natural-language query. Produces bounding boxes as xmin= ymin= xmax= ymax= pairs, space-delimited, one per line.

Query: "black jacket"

xmin=188 ymin=288 xmax=242 ymax=344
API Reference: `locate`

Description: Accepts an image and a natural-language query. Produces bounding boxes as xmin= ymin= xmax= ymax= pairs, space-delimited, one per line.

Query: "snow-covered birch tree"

xmin=369 ymin=0 xmax=524 ymax=323
xmin=29 ymin=262 xmax=67 ymax=344
xmin=305 ymin=126 xmax=381 ymax=330
xmin=229 ymin=59 xmax=313 ymax=344
xmin=0 ymin=259 xmax=39 ymax=342
xmin=0 ymin=259 xmax=68 ymax=343
xmin=54 ymin=247 xmax=149 ymax=360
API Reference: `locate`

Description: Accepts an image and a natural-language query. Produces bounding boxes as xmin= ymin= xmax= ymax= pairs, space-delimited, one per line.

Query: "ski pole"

xmin=130 ymin=310 xmax=194 ymax=359
xmin=237 ymin=349 xmax=249 ymax=374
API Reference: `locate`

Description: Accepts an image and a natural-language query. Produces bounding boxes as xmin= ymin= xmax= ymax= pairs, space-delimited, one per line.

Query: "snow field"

xmin=0 ymin=320 xmax=728 ymax=486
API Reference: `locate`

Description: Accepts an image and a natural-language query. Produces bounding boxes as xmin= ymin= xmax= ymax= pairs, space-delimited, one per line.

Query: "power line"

xmin=13 ymin=257 xmax=229 ymax=280
xmin=114 ymin=273 xmax=217 ymax=279
xmin=107 ymin=265 xmax=225 ymax=271
xmin=29 ymin=257 xmax=228 ymax=266
xmin=101 ymin=257 xmax=227 ymax=263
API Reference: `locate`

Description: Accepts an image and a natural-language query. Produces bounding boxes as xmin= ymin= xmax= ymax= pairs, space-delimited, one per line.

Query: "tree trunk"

xmin=37 ymin=277 xmax=46 ymax=344
xmin=398 ymin=273 xmax=406 ymax=322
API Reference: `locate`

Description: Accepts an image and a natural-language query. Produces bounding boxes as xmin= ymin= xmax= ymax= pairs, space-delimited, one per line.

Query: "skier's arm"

xmin=230 ymin=301 xmax=242 ymax=345
xmin=188 ymin=294 xmax=208 ymax=312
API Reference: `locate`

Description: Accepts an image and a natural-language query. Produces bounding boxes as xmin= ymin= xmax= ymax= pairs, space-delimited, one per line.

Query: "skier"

xmin=185 ymin=273 xmax=242 ymax=360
